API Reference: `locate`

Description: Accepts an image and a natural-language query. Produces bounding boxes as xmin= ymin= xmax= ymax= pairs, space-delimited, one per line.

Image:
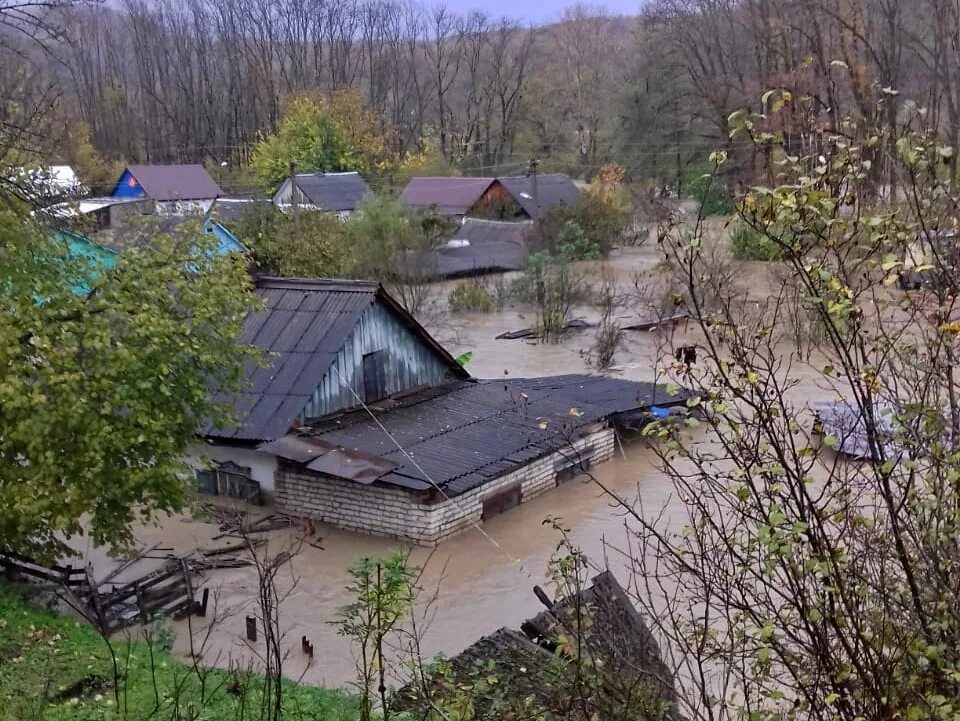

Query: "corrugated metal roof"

xmin=270 ymin=375 xmax=690 ymax=495
xmin=208 ymin=197 xmax=274 ymax=226
xmin=204 ymin=277 xmax=469 ymax=442
xmin=498 ymin=174 xmax=580 ymax=217
xmin=401 ymin=219 xmax=533 ymax=279
xmin=126 ymin=164 xmax=223 ymax=201
xmin=288 ymin=172 xmax=371 ymax=211
xmin=400 ymin=177 xmax=496 ymax=215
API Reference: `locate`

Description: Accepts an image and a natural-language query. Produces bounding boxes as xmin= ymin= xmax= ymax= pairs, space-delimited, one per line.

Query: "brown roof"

xmin=400 ymin=177 xmax=495 ymax=215
xmin=126 ymin=164 xmax=223 ymax=201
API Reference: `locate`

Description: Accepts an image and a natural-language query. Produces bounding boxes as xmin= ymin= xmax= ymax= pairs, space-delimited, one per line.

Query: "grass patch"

xmin=0 ymin=582 xmax=359 ymax=721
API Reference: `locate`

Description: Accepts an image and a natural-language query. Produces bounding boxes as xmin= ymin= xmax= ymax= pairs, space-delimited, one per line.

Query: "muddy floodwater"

xmin=114 ymin=243 xmax=830 ymax=689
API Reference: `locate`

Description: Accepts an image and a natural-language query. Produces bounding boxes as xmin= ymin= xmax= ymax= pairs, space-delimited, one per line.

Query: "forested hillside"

xmin=3 ymin=0 xmax=959 ymax=192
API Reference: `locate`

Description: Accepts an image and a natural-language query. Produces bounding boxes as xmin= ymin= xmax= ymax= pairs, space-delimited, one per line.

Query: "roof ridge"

xmin=255 ymin=276 xmax=379 ymax=291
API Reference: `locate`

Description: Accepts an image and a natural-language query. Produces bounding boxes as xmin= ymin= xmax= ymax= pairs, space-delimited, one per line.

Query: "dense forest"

xmin=4 ymin=0 xmax=960 ymax=192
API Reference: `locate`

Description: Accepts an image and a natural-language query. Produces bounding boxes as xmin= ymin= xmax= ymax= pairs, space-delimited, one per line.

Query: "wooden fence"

xmin=1 ymin=552 xmax=199 ymax=634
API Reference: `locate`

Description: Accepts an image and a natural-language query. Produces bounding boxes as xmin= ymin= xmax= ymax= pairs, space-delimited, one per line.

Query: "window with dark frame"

xmin=481 ymin=484 xmax=522 ymax=521
xmin=195 ymin=461 xmax=262 ymax=504
xmin=554 ymin=446 xmax=596 ymax=486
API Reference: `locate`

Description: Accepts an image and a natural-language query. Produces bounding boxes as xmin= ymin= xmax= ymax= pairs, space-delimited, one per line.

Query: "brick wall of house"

xmin=274 ymin=426 xmax=616 ymax=544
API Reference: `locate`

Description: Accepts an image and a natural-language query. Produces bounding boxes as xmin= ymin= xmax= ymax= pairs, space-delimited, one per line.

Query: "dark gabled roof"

xmin=207 ymin=197 xmax=274 ymax=226
xmin=205 ymin=277 xmax=469 ymax=443
xmin=409 ymin=219 xmax=533 ymax=279
xmin=400 ymin=177 xmax=495 ymax=215
xmin=124 ymin=164 xmax=223 ymax=201
xmin=497 ymin=174 xmax=580 ymax=217
xmin=287 ymin=172 xmax=371 ymax=212
xmin=269 ymin=374 xmax=689 ymax=495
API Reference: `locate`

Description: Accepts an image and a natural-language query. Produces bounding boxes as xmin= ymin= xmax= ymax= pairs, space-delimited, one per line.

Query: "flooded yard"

xmin=87 ymin=242 xmax=830 ymax=690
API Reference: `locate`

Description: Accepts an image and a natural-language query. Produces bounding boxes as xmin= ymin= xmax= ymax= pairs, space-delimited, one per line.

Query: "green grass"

xmin=0 ymin=582 xmax=359 ymax=721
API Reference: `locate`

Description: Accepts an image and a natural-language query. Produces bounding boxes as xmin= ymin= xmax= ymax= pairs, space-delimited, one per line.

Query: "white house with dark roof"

xmin=196 ymin=277 xmax=689 ymax=542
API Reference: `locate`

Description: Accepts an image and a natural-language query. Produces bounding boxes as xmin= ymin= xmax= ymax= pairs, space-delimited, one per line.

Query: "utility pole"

xmin=528 ymin=156 xmax=541 ymax=223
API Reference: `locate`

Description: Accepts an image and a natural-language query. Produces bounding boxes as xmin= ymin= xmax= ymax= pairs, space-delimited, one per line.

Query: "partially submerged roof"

xmin=264 ymin=374 xmax=689 ymax=495
xmin=116 ymin=164 xmax=223 ymax=201
xmin=498 ymin=173 xmax=580 ymax=216
xmin=395 ymin=572 xmax=677 ymax=719
xmin=94 ymin=215 xmax=244 ymax=254
xmin=208 ymin=197 xmax=273 ymax=225
xmin=280 ymin=172 xmax=371 ymax=212
xmin=205 ymin=277 xmax=469 ymax=443
xmin=812 ymin=400 xmax=902 ymax=460
xmin=400 ymin=177 xmax=495 ymax=215
xmin=409 ymin=218 xmax=533 ymax=279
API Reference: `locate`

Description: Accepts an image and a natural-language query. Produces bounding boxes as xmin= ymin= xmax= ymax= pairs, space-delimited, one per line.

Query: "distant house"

xmin=400 ymin=177 xmax=497 ymax=216
xmin=12 ymin=165 xmax=86 ymax=202
xmin=95 ymin=214 xmax=247 ymax=256
xmin=498 ymin=174 xmax=581 ymax=218
xmin=400 ymin=174 xmax=580 ymax=219
xmin=406 ymin=218 xmax=534 ymax=279
xmin=196 ymin=277 xmax=688 ymax=543
xmin=39 ymin=197 xmax=155 ymax=232
xmin=110 ymin=164 xmax=223 ymax=214
xmin=272 ymin=172 xmax=371 ymax=217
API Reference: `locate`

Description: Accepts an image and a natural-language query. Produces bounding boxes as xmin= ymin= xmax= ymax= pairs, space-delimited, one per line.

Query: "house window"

xmin=482 ymin=484 xmax=522 ymax=521
xmin=196 ymin=461 xmax=261 ymax=504
xmin=554 ymin=446 xmax=595 ymax=486
xmin=362 ymin=350 xmax=388 ymax=403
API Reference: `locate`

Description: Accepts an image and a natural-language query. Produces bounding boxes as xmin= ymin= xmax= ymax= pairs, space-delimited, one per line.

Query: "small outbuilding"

xmin=110 ymin=164 xmax=223 ymax=214
xmin=272 ymin=172 xmax=371 ymax=217
xmin=197 ymin=277 xmax=688 ymax=543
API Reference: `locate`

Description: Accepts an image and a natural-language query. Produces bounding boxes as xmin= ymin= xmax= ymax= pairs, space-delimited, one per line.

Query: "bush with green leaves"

xmin=236 ymin=204 xmax=353 ymax=278
xmin=683 ymin=161 xmax=733 ymax=215
xmin=448 ymin=278 xmax=495 ymax=312
xmin=730 ymin=221 xmax=781 ymax=260
xmin=556 ymin=220 xmax=600 ymax=261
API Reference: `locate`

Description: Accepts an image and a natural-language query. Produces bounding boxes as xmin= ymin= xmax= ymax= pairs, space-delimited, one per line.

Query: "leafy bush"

xmin=448 ymin=279 xmax=495 ymax=312
xmin=556 ymin=220 xmax=600 ymax=261
xmin=540 ymin=179 xmax=632 ymax=258
xmin=730 ymin=222 xmax=781 ymax=261
xmin=684 ymin=162 xmax=733 ymax=216
xmin=235 ymin=204 xmax=353 ymax=277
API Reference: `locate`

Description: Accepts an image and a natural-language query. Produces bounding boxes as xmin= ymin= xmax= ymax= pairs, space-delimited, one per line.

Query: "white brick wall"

xmin=274 ymin=426 xmax=616 ymax=544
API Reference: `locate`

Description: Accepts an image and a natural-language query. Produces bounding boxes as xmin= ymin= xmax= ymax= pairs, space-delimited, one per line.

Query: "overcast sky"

xmin=433 ymin=0 xmax=642 ymax=23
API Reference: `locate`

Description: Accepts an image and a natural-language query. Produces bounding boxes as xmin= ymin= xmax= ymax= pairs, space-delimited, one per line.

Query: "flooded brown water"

xmin=119 ymin=243 xmax=831 ymax=690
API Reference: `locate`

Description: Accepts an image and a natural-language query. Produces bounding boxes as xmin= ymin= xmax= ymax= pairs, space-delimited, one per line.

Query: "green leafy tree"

xmin=252 ymin=91 xmax=393 ymax=192
xmin=349 ymin=196 xmax=453 ymax=314
xmin=0 ymin=212 xmax=258 ymax=562
xmin=235 ymin=204 xmax=353 ymax=278
xmin=336 ymin=553 xmax=416 ymax=721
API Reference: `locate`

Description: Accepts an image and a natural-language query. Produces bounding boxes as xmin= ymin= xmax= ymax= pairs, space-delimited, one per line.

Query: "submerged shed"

xmin=408 ymin=218 xmax=533 ymax=279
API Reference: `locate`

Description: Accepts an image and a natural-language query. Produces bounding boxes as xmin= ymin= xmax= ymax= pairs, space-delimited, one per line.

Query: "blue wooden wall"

xmin=303 ymin=302 xmax=457 ymax=419
xmin=112 ymin=169 xmax=146 ymax=199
